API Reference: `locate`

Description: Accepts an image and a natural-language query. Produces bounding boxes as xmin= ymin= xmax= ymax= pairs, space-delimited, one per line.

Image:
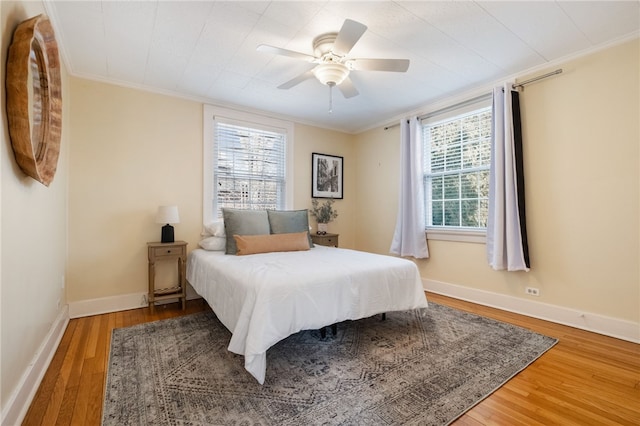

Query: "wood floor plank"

xmin=502 ymin=377 xmax=633 ymax=426
xmin=22 ymin=296 xmax=640 ymax=425
xmin=69 ymin=361 xmax=93 ymax=425
xmin=36 ymin=317 xmax=90 ymax=425
xmin=104 ymin=313 xmax=116 ymax=366
xmin=531 ymin=355 xmax=640 ymax=398
xmin=22 ymin=320 xmax=78 ymax=424
xmin=476 ymin=394 xmax=550 ymax=426
xmin=53 ymin=317 xmax=96 ymax=426
xmin=520 ymin=364 xmax=640 ymax=416
xmin=54 ymin=385 xmax=77 ymax=426
xmin=91 ymin=314 xmax=109 ymax=374
xmin=84 ymin=315 xmax=101 ymax=359
xmin=451 ymin=414 xmax=484 ymax=426
xmin=114 ymin=311 xmax=124 ymax=330
xmin=84 ymin=372 xmax=105 ymax=425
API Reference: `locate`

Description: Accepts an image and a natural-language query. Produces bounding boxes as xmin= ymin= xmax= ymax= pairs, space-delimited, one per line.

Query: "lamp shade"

xmin=313 ymin=63 xmax=349 ymax=86
xmin=155 ymin=205 xmax=180 ymax=224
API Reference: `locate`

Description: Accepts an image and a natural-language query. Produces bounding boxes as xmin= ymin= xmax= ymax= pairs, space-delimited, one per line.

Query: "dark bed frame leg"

xmin=320 ymin=318 xmax=376 ymax=339
xmin=381 ymin=313 xmax=386 ymax=321
xmin=319 ymin=324 xmax=337 ymax=338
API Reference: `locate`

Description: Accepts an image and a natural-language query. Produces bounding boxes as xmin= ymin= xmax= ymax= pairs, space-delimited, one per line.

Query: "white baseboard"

xmin=1 ymin=306 xmax=70 ymax=426
xmin=424 ymin=279 xmax=640 ymax=344
xmin=68 ymin=286 xmax=202 ymax=319
xmin=68 ymin=292 xmax=148 ymax=318
xmin=3 ymin=281 xmax=634 ymax=426
xmin=3 ymin=286 xmax=203 ymax=425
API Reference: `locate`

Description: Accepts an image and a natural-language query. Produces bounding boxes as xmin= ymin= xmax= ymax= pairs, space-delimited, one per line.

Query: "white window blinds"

xmin=422 ymin=97 xmax=492 ymax=229
xmin=213 ymin=120 xmax=286 ymax=215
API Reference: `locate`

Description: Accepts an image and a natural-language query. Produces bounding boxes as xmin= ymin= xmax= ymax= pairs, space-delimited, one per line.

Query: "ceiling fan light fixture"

xmin=259 ymin=19 xmax=409 ymax=101
xmin=313 ymin=63 xmax=349 ymax=86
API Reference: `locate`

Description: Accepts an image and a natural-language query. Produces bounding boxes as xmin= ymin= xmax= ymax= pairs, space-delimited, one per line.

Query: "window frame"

xmin=203 ymin=105 xmax=294 ymax=224
xmin=421 ymin=94 xmax=492 ymax=244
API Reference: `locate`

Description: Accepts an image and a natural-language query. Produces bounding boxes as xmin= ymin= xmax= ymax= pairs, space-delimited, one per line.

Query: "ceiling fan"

xmin=257 ymin=19 xmax=409 ymax=104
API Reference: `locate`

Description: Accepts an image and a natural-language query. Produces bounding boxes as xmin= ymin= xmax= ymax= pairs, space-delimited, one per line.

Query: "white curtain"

xmin=487 ymin=84 xmax=530 ymax=271
xmin=390 ymin=117 xmax=429 ymax=258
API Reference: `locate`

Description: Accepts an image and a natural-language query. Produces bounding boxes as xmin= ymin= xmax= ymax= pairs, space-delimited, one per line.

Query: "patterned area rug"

xmin=103 ymin=303 xmax=556 ymax=425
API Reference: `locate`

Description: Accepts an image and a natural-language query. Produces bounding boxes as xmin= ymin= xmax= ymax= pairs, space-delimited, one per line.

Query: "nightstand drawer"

xmin=311 ymin=233 xmax=339 ymax=247
xmin=323 ymin=237 xmax=336 ymax=245
xmin=153 ymin=246 xmax=184 ymax=257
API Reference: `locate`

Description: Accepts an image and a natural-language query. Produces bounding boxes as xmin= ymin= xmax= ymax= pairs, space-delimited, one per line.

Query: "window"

xmin=214 ymin=122 xmax=285 ymax=211
xmin=422 ymin=96 xmax=491 ymax=241
xmin=203 ymin=106 xmax=293 ymax=223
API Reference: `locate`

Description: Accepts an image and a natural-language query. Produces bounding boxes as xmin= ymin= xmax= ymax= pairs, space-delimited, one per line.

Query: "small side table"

xmin=311 ymin=233 xmax=339 ymax=247
xmin=147 ymin=241 xmax=187 ymax=310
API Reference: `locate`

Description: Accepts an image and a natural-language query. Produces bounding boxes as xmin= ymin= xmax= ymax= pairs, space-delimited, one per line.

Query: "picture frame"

xmin=312 ymin=153 xmax=343 ymax=199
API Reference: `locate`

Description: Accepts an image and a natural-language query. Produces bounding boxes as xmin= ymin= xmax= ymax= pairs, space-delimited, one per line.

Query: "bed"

xmin=186 ymin=244 xmax=428 ymax=384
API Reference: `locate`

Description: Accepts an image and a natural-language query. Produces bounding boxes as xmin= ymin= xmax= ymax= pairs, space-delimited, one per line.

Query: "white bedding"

xmin=186 ymin=245 xmax=428 ymax=384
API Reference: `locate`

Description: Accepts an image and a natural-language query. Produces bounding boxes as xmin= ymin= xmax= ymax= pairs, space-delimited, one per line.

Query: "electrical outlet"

xmin=525 ymin=287 xmax=540 ymax=296
xmin=56 ymin=298 xmax=61 ymax=310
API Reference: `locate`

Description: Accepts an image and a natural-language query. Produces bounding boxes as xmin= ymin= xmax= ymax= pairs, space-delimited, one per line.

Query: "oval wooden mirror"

xmin=6 ymin=14 xmax=62 ymax=187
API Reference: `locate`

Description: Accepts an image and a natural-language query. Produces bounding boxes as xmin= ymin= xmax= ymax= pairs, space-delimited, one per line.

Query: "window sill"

xmin=425 ymin=227 xmax=486 ymax=244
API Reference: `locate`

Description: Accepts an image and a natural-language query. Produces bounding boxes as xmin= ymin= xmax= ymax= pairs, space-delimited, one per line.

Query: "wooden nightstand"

xmin=147 ymin=241 xmax=187 ymax=310
xmin=311 ymin=233 xmax=339 ymax=247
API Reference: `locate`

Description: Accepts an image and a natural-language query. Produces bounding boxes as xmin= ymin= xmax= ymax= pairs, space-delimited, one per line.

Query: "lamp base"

xmin=161 ymin=224 xmax=175 ymax=243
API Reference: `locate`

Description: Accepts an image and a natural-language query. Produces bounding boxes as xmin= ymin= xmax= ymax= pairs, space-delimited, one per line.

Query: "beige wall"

xmin=68 ymin=79 xmax=203 ymax=301
xmin=67 ymin=79 xmax=358 ymax=303
xmin=1 ymin=0 xmax=70 ymax=410
xmin=354 ymin=39 xmax=639 ymax=324
xmin=353 ymin=126 xmax=401 ymax=253
xmin=293 ymin=124 xmax=356 ymax=248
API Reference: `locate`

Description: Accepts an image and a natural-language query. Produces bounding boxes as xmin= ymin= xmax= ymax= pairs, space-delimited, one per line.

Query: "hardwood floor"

xmin=431 ymin=294 xmax=640 ymax=426
xmin=22 ymin=293 xmax=640 ymax=425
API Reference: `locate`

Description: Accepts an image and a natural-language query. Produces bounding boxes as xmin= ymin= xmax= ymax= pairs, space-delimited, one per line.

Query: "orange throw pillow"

xmin=234 ymin=231 xmax=311 ymax=256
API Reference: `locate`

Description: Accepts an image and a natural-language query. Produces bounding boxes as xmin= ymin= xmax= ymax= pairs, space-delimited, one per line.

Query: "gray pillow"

xmin=222 ymin=208 xmax=270 ymax=254
xmin=267 ymin=209 xmax=313 ymax=248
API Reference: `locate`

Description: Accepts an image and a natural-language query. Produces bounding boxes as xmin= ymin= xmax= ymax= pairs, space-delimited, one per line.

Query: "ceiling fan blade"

xmin=349 ymin=58 xmax=410 ymax=72
xmin=333 ymin=19 xmax=367 ymax=56
xmin=277 ymin=69 xmax=316 ymax=89
xmin=257 ymin=44 xmax=316 ymax=62
xmin=338 ymin=76 xmax=359 ymax=98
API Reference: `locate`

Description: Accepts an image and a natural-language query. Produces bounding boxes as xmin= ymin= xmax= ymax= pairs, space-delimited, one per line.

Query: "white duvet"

xmin=186 ymin=245 xmax=428 ymax=384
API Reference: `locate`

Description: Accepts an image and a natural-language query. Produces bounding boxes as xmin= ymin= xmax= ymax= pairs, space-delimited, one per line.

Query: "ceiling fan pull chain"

xmin=328 ymin=83 xmax=333 ymax=114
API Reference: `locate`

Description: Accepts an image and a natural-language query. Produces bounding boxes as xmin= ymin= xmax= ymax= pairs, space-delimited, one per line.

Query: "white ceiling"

xmin=45 ymin=1 xmax=639 ymax=133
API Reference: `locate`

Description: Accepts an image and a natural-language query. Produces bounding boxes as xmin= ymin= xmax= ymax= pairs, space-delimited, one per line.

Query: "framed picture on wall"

xmin=312 ymin=153 xmax=343 ymax=199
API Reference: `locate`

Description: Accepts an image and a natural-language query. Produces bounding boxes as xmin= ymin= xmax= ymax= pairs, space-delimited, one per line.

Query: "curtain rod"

xmin=384 ymin=69 xmax=563 ymax=130
xmin=384 ymin=122 xmax=400 ymax=130
xmin=513 ymin=69 xmax=563 ymax=89
xmin=384 ymin=93 xmax=492 ymax=130
xmin=418 ymin=93 xmax=492 ymax=122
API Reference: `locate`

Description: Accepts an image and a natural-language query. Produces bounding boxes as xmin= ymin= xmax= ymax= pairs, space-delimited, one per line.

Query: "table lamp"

xmin=156 ymin=205 xmax=180 ymax=243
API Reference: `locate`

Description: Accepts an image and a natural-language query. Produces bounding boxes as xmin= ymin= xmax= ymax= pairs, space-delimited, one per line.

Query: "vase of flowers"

xmin=310 ymin=199 xmax=338 ymax=234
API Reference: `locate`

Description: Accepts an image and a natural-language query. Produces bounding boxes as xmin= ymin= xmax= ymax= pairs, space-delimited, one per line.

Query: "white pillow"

xmin=203 ymin=220 xmax=225 ymax=237
xmin=199 ymin=236 xmax=226 ymax=251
